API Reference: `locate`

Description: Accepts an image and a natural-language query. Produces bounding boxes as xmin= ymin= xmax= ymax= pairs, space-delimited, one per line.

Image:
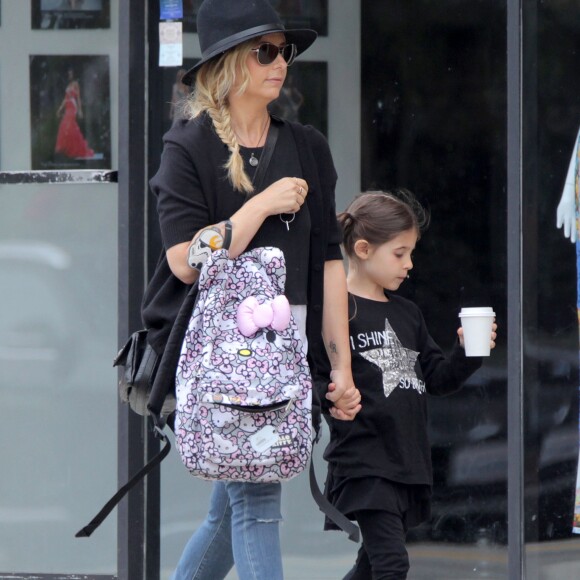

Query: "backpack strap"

xmin=309 ymin=460 xmax=360 ymax=543
xmin=222 ymin=219 xmax=233 ymax=249
xmin=75 ymin=424 xmax=170 ymax=538
xmin=75 ymin=276 xmax=202 ymax=538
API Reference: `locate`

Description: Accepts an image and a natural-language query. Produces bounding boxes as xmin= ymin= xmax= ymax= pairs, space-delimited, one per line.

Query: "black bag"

xmin=114 ymin=329 xmax=175 ymax=417
xmin=115 ymin=329 xmax=157 ymax=413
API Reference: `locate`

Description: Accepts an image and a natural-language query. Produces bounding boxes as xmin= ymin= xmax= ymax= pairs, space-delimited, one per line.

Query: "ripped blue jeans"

xmin=171 ymin=481 xmax=283 ymax=580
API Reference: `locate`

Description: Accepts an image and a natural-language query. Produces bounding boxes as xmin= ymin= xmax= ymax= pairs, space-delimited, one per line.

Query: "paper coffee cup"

xmin=458 ymin=307 xmax=495 ymax=357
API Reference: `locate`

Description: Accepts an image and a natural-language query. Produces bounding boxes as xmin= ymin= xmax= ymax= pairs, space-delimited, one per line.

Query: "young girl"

xmin=322 ymin=190 xmax=497 ymax=579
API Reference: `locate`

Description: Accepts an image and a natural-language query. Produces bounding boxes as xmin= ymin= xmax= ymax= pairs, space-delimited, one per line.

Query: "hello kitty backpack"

xmin=174 ymin=246 xmax=313 ymax=482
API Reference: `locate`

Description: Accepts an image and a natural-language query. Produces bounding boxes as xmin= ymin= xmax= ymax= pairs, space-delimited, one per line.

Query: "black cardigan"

xmin=143 ymin=114 xmax=342 ymax=416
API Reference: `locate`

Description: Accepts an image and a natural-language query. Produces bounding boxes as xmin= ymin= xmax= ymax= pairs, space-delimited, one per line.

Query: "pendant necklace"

xmin=279 ymin=213 xmax=295 ymax=231
xmin=243 ymin=116 xmax=270 ymax=167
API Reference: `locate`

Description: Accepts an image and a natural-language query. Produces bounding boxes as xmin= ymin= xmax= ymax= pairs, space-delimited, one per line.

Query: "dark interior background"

xmin=362 ymin=0 xmax=580 ymax=548
xmin=523 ymin=1 xmax=580 ymax=544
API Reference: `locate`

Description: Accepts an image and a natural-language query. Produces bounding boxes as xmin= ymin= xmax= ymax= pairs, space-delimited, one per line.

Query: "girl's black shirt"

xmin=323 ymin=293 xmax=482 ymax=486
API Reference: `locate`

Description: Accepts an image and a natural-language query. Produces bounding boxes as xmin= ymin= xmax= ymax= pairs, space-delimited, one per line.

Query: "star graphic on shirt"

xmin=358 ymin=317 xmax=419 ymax=398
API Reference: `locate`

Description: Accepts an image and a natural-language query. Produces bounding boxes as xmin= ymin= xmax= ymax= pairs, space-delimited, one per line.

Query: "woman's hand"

xmin=326 ymin=369 xmax=362 ymax=421
xmin=252 ymin=176 xmax=308 ymax=217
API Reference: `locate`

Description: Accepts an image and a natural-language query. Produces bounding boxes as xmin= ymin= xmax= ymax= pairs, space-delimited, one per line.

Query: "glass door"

xmin=0 ymin=1 xmax=119 ymax=575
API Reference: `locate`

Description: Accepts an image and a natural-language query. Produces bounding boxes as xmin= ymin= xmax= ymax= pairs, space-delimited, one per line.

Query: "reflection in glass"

xmin=0 ymin=185 xmax=117 ymax=573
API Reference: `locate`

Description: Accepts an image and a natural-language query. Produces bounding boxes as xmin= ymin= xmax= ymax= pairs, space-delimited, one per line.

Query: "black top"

xmin=240 ymin=125 xmax=310 ymax=305
xmin=143 ymin=113 xmax=342 ymax=387
xmin=322 ymin=292 xmax=482 ymax=527
xmin=324 ymin=293 xmax=482 ymax=485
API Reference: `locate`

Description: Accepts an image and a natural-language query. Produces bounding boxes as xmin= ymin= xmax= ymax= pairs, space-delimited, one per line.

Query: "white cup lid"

xmin=459 ymin=306 xmax=495 ymax=317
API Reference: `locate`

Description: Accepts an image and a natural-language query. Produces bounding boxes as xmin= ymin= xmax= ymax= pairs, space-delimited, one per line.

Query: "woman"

xmin=149 ymin=1 xmax=361 ymax=578
xmin=55 ymin=68 xmax=94 ymax=159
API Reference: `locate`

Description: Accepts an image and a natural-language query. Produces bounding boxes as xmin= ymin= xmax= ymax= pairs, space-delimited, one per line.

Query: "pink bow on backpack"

xmin=237 ymin=295 xmax=291 ymax=337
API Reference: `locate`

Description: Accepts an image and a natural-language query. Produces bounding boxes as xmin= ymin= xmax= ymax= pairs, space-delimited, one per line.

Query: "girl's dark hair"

xmin=338 ymin=189 xmax=429 ymax=258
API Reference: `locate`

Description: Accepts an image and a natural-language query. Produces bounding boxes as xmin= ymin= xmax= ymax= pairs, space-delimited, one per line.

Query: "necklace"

xmin=279 ymin=213 xmax=295 ymax=231
xmin=236 ymin=116 xmax=270 ymax=168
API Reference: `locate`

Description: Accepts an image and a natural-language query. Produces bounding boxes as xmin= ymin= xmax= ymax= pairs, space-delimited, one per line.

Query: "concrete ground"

xmin=214 ymin=538 xmax=580 ymax=580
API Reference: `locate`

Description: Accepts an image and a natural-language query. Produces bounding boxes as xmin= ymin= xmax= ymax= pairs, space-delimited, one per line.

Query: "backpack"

xmin=174 ymin=246 xmax=312 ymax=482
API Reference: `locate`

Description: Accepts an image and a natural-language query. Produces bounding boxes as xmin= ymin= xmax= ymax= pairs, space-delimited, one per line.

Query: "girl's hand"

xmin=327 ymin=371 xmax=362 ymax=421
xmin=329 ymin=405 xmax=359 ymax=421
xmin=457 ymin=321 xmax=498 ymax=350
xmin=253 ymin=176 xmax=308 ymax=217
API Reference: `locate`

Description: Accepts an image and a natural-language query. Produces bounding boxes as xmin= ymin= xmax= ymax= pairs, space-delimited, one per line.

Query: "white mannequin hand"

xmin=556 ymin=183 xmax=577 ymax=242
xmin=556 ymin=126 xmax=580 ymax=243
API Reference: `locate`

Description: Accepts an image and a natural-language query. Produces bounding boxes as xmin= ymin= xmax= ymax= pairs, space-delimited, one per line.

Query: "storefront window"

xmin=523 ymin=1 xmax=580 ymax=577
xmin=0 ymin=185 xmax=118 ymax=574
xmin=156 ymin=0 xmax=512 ymax=577
xmin=0 ymin=1 xmax=119 ymax=574
xmin=362 ymin=0 xmax=509 ymax=576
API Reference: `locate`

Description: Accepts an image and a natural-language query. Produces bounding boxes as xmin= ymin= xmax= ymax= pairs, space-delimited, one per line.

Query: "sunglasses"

xmin=250 ymin=42 xmax=297 ymax=66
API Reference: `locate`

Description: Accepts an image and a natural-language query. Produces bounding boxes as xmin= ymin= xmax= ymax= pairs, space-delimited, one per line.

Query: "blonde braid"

xmin=208 ymin=104 xmax=254 ymax=194
xmin=184 ymin=43 xmax=255 ymax=194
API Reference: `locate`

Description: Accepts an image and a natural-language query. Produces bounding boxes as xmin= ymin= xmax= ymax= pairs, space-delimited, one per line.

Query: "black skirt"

xmin=324 ymin=469 xmax=432 ymax=532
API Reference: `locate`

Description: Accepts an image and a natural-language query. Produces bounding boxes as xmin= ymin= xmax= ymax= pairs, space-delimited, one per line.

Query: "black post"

xmin=507 ymin=0 xmax=525 ymax=578
xmin=118 ymin=1 xmax=152 ymax=578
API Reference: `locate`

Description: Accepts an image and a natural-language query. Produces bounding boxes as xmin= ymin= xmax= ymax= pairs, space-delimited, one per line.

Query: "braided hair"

xmin=184 ymin=41 xmax=256 ymax=194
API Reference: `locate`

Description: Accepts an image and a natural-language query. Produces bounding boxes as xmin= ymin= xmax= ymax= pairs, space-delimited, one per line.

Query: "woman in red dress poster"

xmin=54 ymin=69 xmax=94 ymax=159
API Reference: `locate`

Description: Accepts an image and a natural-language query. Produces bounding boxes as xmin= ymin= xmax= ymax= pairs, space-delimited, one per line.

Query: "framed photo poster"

xmin=31 ymin=0 xmax=110 ymax=30
xmin=29 ymin=55 xmax=111 ymax=170
xmin=183 ymin=0 xmax=328 ymax=36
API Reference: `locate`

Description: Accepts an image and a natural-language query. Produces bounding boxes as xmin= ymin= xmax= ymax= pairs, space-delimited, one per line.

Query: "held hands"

xmin=255 ymin=177 xmax=308 ymax=217
xmin=457 ymin=321 xmax=498 ymax=351
xmin=326 ymin=369 xmax=362 ymax=421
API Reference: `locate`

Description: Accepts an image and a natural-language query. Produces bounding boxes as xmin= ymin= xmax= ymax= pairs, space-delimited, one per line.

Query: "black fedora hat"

xmin=182 ymin=0 xmax=317 ymax=86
